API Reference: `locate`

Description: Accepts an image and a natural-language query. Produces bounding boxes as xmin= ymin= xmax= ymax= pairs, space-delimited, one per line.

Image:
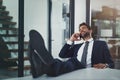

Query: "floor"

xmin=0 ymin=69 xmax=30 ymax=80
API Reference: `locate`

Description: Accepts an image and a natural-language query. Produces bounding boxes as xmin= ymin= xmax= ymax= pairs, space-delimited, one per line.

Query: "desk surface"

xmin=5 ymin=68 xmax=120 ymax=80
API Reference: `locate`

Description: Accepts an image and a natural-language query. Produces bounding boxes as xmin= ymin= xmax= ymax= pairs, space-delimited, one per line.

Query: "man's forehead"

xmin=79 ymin=25 xmax=88 ymax=29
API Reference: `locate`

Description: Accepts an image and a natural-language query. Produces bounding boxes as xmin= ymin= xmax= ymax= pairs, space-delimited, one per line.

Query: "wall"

xmin=24 ymin=0 xmax=48 ymax=47
xmin=3 ymin=0 xmax=86 ymax=57
xmin=51 ymin=0 xmax=66 ymax=58
xmin=75 ymin=0 xmax=86 ymax=32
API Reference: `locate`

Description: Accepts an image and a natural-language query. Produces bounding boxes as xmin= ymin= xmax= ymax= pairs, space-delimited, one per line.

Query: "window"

xmin=90 ymin=0 xmax=120 ymax=69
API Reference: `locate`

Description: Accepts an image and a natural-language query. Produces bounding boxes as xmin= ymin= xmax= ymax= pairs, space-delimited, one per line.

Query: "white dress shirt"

xmin=67 ymin=38 xmax=94 ymax=67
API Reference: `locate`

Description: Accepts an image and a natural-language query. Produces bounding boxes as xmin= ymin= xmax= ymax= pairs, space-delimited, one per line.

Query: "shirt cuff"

xmin=105 ymin=63 xmax=109 ymax=68
xmin=67 ymin=40 xmax=73 ymax=45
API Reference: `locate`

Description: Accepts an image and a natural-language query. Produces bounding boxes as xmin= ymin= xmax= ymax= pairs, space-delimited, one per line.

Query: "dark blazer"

xmin=59 ymin=40 xmax=114 ymax=68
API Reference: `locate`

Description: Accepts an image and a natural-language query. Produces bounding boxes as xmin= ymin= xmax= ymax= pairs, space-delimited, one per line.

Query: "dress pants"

xmin=47 ymin=57 xmax=85 ymax=76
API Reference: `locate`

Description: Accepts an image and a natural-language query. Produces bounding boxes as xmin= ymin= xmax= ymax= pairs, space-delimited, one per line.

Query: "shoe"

xmin=28 ymin=44 xmax=44 ymax=78
xmin=29 ymin=30 xmax=54 ymax=65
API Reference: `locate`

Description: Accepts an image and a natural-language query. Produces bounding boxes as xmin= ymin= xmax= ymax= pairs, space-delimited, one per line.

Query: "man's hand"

xmin=69 ymin=33 xmax=81 ymax=41
xmin=93 ymin=63 xmax=108 ymax=69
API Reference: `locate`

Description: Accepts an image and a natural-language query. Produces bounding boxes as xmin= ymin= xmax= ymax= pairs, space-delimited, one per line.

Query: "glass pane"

xmin=51 ymin=0 xmax=70 ymax=59
xmin=0 ymin=0 xmax=18 ymax=79
xmin=91 ymin=0 xmax=120 ymax=69
xmin=24 ymin=0 xmax=49 ymax=76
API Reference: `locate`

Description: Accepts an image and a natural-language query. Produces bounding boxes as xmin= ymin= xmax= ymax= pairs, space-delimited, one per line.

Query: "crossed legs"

xmin=28 ymin=30 xmax=54 ymax=78
xmin=28 ymin=30 xmax=84 ymax=78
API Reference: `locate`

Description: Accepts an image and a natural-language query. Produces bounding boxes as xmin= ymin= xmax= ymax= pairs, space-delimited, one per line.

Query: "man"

xmin=28 ymin=22 xmax=114 ymax=78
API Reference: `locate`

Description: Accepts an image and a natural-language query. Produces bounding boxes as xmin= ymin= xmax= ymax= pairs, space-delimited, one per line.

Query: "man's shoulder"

xmin=94 ymin=40 xmax=106 ymax=44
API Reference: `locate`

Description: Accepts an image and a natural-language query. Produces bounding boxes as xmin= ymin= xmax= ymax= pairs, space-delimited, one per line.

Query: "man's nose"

xmin=79 ymin=29 xmax=83 ymax=32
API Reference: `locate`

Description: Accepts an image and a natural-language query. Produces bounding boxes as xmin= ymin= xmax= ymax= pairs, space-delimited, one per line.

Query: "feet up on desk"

xmin=29 ymin=30 xmax=54 ymax=78
xmin=28 ymin=48 xmax=44 ymax=78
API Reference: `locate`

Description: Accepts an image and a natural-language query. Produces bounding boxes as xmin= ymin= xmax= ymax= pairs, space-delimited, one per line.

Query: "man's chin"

xmin=82 ymin=32 xmax=90 ymax=38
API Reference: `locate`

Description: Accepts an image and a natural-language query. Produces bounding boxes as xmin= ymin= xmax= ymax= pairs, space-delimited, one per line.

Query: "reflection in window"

xmin=91 ymin=0 xmax=120 ymax=38
xmin=51 ymin=0 xmax=70 ymax=58
xmin=91 ymin=0 xmax=120 ymax=69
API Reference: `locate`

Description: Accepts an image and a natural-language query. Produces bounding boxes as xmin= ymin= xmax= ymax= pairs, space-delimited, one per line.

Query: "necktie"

xmin=81 ymin=41 xmax=89 ymax=67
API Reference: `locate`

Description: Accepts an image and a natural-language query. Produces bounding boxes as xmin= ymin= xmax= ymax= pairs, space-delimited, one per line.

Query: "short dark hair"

xmin=79 ymin=22 xmax=91 ymax=30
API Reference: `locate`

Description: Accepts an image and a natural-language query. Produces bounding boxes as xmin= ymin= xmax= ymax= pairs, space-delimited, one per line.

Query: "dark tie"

xmin=81 ymin=41 xmax=89 ymax=67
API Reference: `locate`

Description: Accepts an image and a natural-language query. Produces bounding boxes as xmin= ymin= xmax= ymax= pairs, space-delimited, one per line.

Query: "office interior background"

xmin=0 ymin=0 xmax=120 ymax=79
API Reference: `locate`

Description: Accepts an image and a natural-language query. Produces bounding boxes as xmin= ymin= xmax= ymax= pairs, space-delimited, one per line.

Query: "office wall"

xmin=75 ymin=0 xmax=86 ymax=32
xmin=24 ymin=0 xmax=48 ymax=47
xmin=3 ymin=0 xmax=86 ymax=57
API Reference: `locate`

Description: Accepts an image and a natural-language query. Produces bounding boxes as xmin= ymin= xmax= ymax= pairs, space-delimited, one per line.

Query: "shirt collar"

xmin=83 ymin=38 xmax=93 ymax=43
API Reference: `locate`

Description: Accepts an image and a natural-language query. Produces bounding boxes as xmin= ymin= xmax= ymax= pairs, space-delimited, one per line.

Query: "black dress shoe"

xmin=28 ymin=44 xmax=44 ymax=78
xmin=29 ymin=30 xmax=54 ymax=65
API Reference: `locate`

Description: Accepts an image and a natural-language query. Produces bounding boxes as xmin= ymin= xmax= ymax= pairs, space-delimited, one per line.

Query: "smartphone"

xmin=79 ymin=34 xmax=82 ymax=39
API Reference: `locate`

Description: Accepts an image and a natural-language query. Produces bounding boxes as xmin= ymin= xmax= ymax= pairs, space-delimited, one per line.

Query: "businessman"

xmin=28 ymin=22 xmax=114 ymax=78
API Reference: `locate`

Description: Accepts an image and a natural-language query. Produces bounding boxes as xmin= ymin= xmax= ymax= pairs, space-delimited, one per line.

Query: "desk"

xmin=5 ymin=68 xmax=120 ymax=80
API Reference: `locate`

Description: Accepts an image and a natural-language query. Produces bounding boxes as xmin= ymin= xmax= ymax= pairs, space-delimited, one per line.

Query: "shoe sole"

xmin=28 ymin=44 xmax=44 ymax=78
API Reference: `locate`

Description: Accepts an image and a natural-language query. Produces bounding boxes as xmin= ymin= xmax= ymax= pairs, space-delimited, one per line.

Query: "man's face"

xmin=79 ymin=25 xmax=91 ymax=38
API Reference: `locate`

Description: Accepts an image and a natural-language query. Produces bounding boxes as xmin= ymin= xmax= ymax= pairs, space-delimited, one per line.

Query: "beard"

xmin=81 ymin=32 xmax=90 ymax=39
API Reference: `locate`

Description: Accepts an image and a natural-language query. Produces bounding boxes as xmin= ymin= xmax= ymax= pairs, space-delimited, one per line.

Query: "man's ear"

xmin=89 ymin=29 xmax=93 ymax=37
xmin=89 ymin=29 xmax=92 ymax=33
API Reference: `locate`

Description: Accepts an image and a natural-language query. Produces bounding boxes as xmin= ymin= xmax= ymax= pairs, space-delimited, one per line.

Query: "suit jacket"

xmin=59 ymin=40 xmax=114 ymax=68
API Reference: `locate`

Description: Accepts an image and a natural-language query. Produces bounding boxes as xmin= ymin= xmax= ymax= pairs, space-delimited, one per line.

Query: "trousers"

xmin=47 ymin=57 xmax=85 ymax=76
